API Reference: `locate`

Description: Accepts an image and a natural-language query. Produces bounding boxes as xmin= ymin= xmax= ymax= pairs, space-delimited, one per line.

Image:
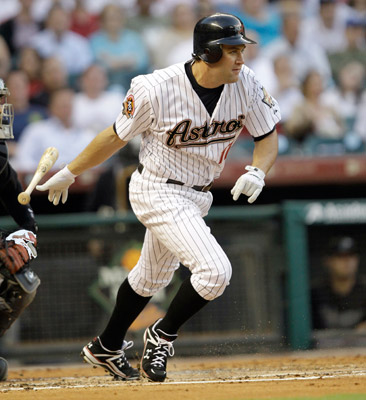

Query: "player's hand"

xmin=36 ymin=166 xmax=76 ymax=205
xmin=0 ymin=230 xmax=37 ymax=274
xmin=231 ymin=165 xmax=265 ymax=203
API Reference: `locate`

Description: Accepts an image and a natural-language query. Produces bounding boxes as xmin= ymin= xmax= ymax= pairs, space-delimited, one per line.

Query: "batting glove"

xmin=36 ymin=166 xmax=77 ymax=206
xmin=231 ymin=165 xmax=265 ymax=203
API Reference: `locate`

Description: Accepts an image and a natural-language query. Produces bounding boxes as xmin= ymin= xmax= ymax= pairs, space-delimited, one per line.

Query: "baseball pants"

xmin=128 ymin=169 xmax=232 ymax=301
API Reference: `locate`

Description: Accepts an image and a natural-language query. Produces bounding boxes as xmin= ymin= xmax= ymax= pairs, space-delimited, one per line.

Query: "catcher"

xmin=0 ymin=78 xmax=39 ymax=381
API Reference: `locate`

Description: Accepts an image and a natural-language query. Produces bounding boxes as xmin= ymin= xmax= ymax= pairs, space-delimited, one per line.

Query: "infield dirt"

xmin=2 ymin=348 xmax=366 ymax=399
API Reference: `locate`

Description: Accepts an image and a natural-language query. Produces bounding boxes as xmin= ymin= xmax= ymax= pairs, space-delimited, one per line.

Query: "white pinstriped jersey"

xmin=114 ymin=62 xmax=281 ymax=187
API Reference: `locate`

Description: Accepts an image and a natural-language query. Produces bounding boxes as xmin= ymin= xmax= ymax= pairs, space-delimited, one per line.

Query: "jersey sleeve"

xmin=114 ymin=77 xmax=153 ymax=141
xmin=244 ymin=75 xmax=281 ymax=139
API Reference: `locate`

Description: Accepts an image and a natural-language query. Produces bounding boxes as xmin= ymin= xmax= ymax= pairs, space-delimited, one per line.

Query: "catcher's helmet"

xmin=0 ymin=79 xmax=14 ymax=140
xmin=193 ymin=13 xmax=256 ymax=64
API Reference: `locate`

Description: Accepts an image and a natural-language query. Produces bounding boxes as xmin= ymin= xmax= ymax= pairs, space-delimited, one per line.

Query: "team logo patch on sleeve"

xmin=122 ymin=94 xmax=135 ymax=118
xmin=261 ymin=86 xmax=275 ymax=108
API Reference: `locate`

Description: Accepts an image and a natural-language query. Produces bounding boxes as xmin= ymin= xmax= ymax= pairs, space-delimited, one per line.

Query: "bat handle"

xmin=18 ymin=191 xmax=31 ymax=205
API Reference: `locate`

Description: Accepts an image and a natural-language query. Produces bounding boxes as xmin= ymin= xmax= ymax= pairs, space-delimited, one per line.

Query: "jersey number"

xmin=219 ymin=143 xmax=233 ymax=164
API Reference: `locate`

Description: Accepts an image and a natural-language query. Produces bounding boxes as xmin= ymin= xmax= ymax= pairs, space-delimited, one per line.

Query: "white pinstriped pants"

xmin=127 ymin=169 xmax=232 ymax=301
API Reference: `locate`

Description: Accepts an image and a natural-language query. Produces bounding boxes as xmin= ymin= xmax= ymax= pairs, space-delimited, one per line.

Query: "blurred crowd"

xmin=1 ymin=0 xmax=366 ymax=172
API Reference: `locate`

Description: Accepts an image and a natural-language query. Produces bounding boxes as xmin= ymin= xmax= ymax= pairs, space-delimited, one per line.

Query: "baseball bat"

xmin=17 ymin=147 xmax=59 ymax=205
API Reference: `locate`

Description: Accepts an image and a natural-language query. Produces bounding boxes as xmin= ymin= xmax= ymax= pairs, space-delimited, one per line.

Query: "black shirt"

xmin=0 ymin=141 xmax=37 ymax=233
xmin=185 ymin=61 xmax=224 ymax=116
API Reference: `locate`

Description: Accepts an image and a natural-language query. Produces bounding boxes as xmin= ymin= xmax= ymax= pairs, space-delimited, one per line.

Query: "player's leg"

xmin=140 ymin=207 xmax=231 ymax=381
xmin=129 ymin=185 xmax=231 ymax=381
xmin=81 ymin=229 xmax=179 ymax=380
xmin=98 ymin=228 xmax=180 ymax=347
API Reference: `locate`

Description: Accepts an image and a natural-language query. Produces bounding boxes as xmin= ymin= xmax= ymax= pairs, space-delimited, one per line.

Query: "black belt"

xmin=137 ymin=163 xmax=212 ymax=193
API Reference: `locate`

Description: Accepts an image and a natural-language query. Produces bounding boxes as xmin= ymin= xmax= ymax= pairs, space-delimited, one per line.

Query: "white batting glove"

xmin=231 ymin=165 xmax=266 ymax=203
xmin=36 ymin=166 xmax=77 ymax=206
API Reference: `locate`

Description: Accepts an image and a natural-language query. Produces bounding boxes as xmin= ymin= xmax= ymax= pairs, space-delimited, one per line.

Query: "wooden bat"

xmin=17 ymin=147 xmax=59 ymax=205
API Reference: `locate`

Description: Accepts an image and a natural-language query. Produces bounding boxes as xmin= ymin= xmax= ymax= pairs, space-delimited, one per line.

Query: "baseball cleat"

xmin=81 ymin=337 xmax=140 ymax=380
xmin=141 ymin=319 xmax=177 ymax=382
xmin=0 ymin=357 xmax=8 ymax=381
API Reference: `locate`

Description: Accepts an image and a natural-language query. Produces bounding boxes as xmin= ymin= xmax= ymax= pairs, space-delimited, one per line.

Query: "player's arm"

xmin=231 ymin=129 xmax=278 ymax=203
xmin=251 ymin=128 xmax=278 ymax=174
xmin=36 ymin=125 xmax=128 ymax=205
xmin=68 ymin=125 xmax=127 ymax=175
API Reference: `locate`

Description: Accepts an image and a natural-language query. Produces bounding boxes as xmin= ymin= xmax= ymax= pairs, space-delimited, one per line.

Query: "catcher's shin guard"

xmin=0 ymin=357 xmax=8 ymax=381
xmin=0 ymin=273 xmax=38 ymax=337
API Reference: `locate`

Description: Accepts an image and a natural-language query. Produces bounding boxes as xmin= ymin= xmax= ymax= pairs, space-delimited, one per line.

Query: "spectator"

xmin=271 ymin=53 xmax=303 ymax=125
xmin=284 ymin=70 xmax=344 ymax=143
xmin=0 ymin=1 xmax=20 ymax=24
xmin=243 ymin=29 xmax=278 ymax=94
xmin=72 ymin=64 xmax=123 ymax=135
xmin=348 ymin=0 xmax=366 ymax=17
xmin=0 ymin=0 xmax=41 ymax=59
xmin=311 ymin=236 xmax=366 ymax=331
xmin=354 ymin=90 xmax=366 ymax=142
xmin=16 ymin=46 xmax=43 ymax=98
xmin=164 ymin=3 xmax=200 ymax=67
xmin=70 ymin=0 xmax=100 ymax=38
xmin=0 ymin=36 xmax=11 ymax=80
xmin=30 ymin=4 xmax=93 ymax=81
xmin=13 ymin=88 xmax=94 ymax=172
xmin=30 ymin=56 xmax=68 ymax=107
xmin=125 ymin=0 xmax=170 ymax=34
xmin=300 ymin=0 xmax=348 ymax=54
xmin=145 ymin=2 xmax=197 ymax=69
xmin=218 ymin=0 xmax=282 ymax=48
xmin=196 ymin=0 xmax=217 ymax=20
xmin=29 ymin=0 xmax=76 ymax=24
xmin=327 ymin=15 xmax=366 ymax=84
xmin=6 ymin=70 xmax=48 ymax=158
xmin=321 ymin=60 xmax=365 ymax=133
xmin=89 ymin=4 xmax=150 ymax=92
xmin=262 ymin=9 xmax=332 ymax=85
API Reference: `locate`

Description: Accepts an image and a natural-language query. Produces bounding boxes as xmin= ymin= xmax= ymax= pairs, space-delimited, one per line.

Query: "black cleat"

xmin=141 ymin=319 xmax=177 ymax=382
xmin=81 ymin=337 xmax=140 ymax=380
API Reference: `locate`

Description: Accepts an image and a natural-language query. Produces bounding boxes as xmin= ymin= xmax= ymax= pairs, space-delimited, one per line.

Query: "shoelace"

xmin=114 ymin=340 xmax=134 ymax=367
xmin=151 ymin=338 xmax=175 ymax=368
xmin=122 ymin=340 xmax=134 ymax=352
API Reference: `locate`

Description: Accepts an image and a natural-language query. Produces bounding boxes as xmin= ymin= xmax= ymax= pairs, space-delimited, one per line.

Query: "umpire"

xmin=0 ymin=79 xmax=39 ymax=380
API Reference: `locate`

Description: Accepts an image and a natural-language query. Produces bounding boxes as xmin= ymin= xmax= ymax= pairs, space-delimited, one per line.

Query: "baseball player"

xmin=37 ymin=13 xmax=280 ymax=382
xmin=0 ymin=79 xmax=39 ymax=381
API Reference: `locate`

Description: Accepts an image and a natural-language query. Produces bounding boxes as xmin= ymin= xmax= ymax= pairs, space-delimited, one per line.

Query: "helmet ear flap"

xmin=201 ymin=45 xmax=222 ymax=63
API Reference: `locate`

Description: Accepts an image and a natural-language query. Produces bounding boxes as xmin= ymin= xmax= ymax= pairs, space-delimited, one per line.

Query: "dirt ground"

xmin=1 ymin=348 xmax=366 ymax=399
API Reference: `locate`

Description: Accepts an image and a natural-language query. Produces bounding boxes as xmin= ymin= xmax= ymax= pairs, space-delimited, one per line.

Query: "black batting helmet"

xmin=192 ymin=13 xmax=256 ymax=64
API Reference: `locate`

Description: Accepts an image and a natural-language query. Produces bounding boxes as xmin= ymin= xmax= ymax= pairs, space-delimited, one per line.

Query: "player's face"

xmin=326 ymin=254 xmax=359 ymax=279
xmin=215 ymin=45 xmax=245 ymax=84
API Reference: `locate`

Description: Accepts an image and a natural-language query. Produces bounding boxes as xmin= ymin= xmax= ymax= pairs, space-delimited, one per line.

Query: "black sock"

xmin=99 ymin=278 xmax=151 ymax=350
xmin=157 ymin=277 xmax=209 ymax=335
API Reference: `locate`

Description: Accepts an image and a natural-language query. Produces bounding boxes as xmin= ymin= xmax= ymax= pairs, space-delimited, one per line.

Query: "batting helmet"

xmin=193 ymin=13 xmax=256 ymax=64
